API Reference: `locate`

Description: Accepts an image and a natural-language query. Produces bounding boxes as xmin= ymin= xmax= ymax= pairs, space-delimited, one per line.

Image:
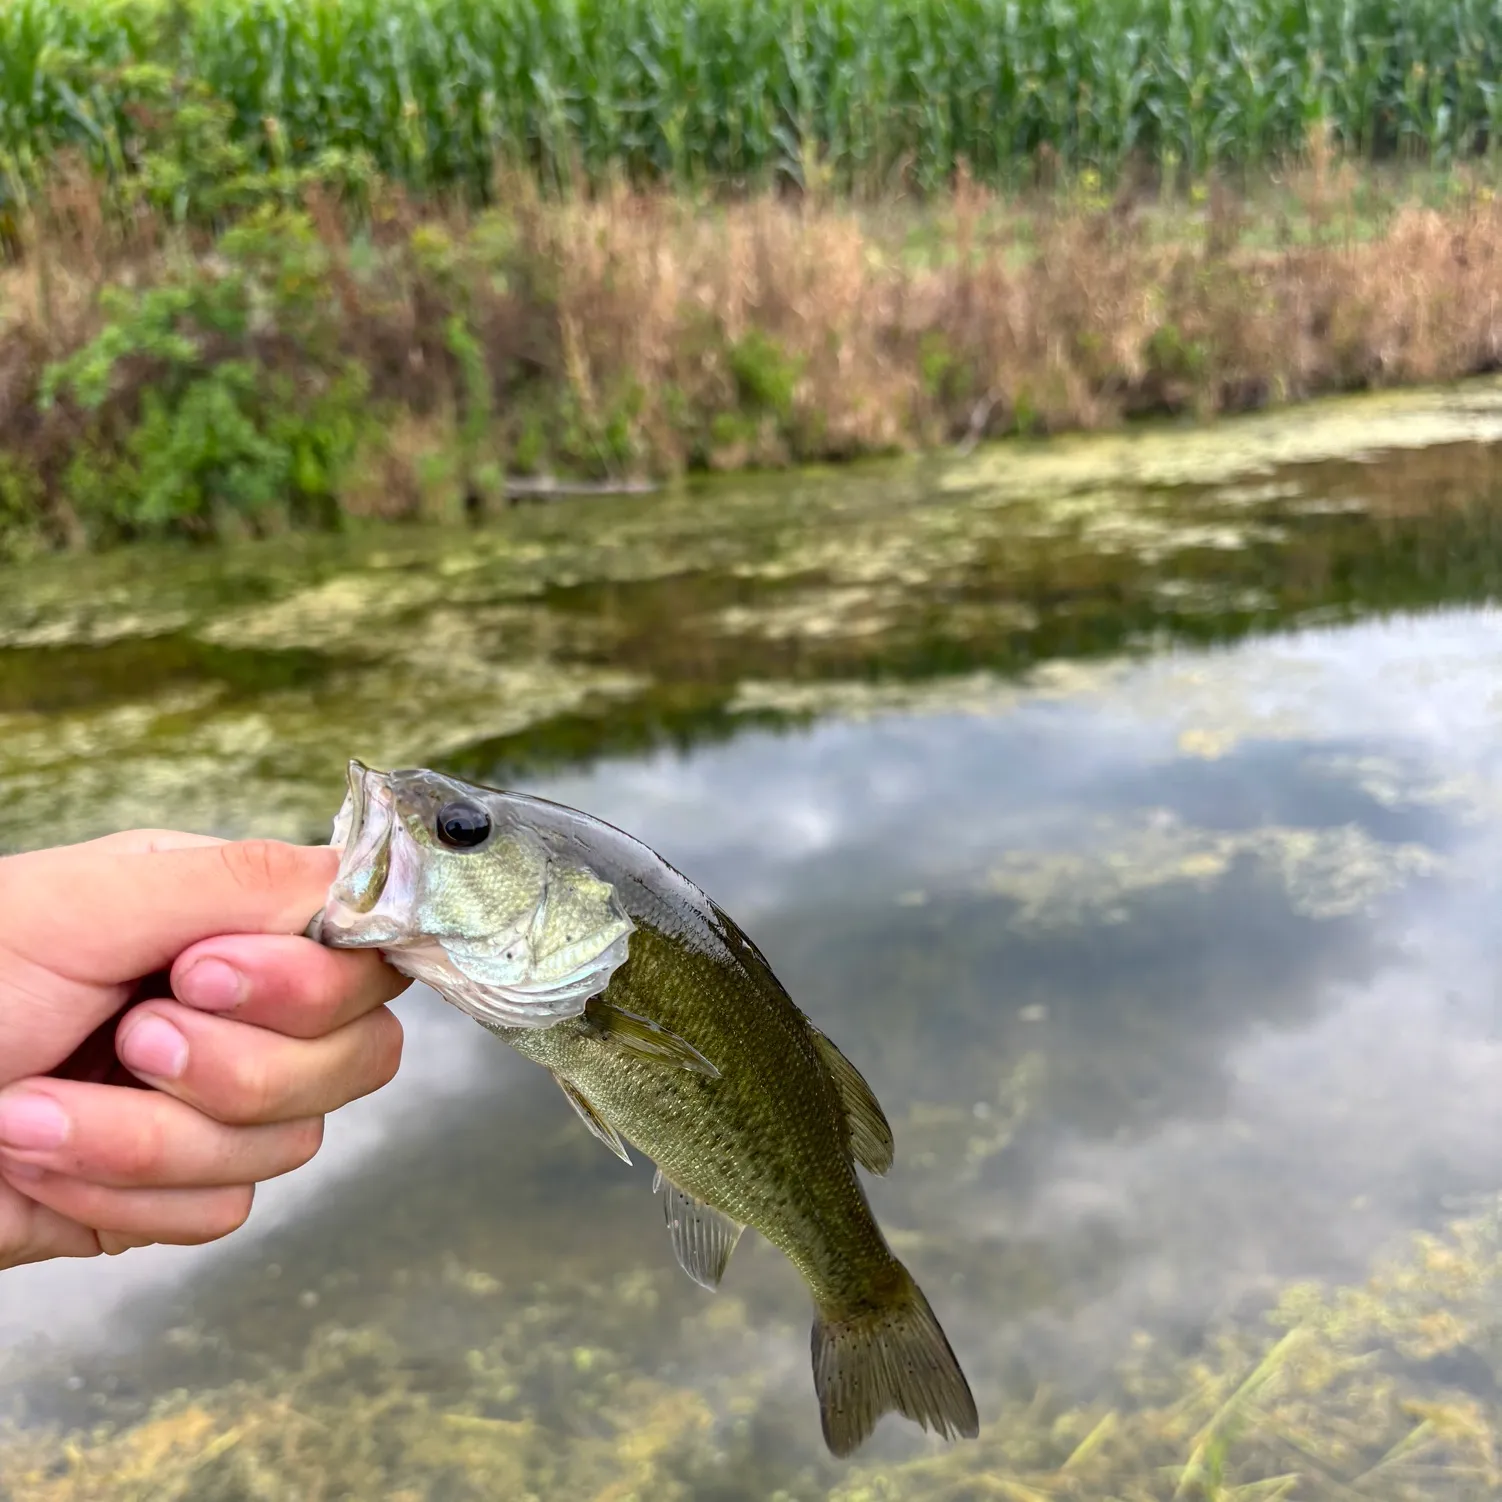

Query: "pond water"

xmin=6 ymin=385 xmax=1502 ymax=1498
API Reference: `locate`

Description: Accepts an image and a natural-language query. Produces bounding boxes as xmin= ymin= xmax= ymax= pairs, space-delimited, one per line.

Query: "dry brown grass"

xmin=494 ymin=171 xmax=1502 ymax=450
xmin=6 ymin=159 xmax=1502 ymax=550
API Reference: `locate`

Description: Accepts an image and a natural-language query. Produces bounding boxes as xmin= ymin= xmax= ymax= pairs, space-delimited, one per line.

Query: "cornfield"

xmin=3 ymin=0 xmax=1502 ymax=198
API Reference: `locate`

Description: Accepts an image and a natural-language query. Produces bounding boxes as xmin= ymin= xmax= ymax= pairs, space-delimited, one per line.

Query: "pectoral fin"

xmin=554 ymin=1074 xmax=632 ymax=1165
xmin=656 ymin=1171 xmax=744 ymax=1291
xmin=810 ymin=1028 xmax=894 ymax=1175
xmin=585 ymin=1001 xmax=720 ymax=1078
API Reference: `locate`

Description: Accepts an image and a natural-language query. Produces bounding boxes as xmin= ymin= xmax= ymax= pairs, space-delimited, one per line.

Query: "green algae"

xmin=941 ymin=378 xmax=1502 ymax=500
xmin=0 ymin=637 xmax=335 ymax=716
xmin=980 ymin=815 xmax=1446 ymax=930
xmin=6 ymin=387 xmax=1502 ymax=853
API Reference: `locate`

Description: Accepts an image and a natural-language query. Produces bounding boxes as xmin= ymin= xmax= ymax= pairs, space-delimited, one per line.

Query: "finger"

xmin=0 ymin=1181 xmax=99 ymax=1269
xmin=0 ymin=839 xmax=340 ymax=1082
xmin=82 ymin=830 xmax=227 ymax=855
xmin=170 ymin=934 xmax=409 ymax=1039
xmin=0 ymin=1080 xmax=324 ymax=1187
xmin=52 ymin=968 xmax=177 ymax=1088
xmin=3 ymin=839 xmax=339 ymax=988
xmin=0 ymin=1166 xmax=254 ymax=1246
xmin=98 ymin=1231 xmax=156 ymax=1256
xmin=116 ymin=1001 xmax=403 ymax=1125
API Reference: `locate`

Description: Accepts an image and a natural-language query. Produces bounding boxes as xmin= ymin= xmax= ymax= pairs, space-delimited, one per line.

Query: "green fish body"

xmin=314 ymin=760 xmax=979 ymax=1457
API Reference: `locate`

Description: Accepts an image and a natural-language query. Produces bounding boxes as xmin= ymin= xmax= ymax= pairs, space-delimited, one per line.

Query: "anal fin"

xmin=810 ymin=1028 xmax=894 ymax=1175
xmin=554 ymin=1074 xmax=631 ymax=1165
xmin=656 ymin=1171 xmax=743 ymax=1291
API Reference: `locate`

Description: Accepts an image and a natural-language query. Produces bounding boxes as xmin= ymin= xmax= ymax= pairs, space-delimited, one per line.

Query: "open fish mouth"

xmin=338 ymin=760 xmax=394 ymax=909
xmin=310 ymin=759 xmax=403 ymax=945
xmin=328 ymin=756 xmax=369 ymax=853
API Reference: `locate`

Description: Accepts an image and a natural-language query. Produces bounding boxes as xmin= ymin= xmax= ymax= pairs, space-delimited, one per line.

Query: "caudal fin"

xmin=811 ymin=1266 xmax=979 ymax=1457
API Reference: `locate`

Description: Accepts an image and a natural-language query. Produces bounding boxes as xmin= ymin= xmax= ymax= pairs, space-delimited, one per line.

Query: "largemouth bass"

xmin=312 ymin=759 xmax=979 ymax=1457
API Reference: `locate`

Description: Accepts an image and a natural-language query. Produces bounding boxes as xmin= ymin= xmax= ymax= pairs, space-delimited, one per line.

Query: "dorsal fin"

xmin=810 ymin=1029 xmax=894 ymax=1175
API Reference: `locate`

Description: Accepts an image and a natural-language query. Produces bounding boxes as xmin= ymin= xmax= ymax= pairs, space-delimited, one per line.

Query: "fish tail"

xmin=810 ymin=1262 xmax=979 ymax=1457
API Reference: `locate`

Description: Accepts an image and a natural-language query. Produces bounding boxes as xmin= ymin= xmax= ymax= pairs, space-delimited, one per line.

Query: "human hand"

xmin=0 ymin=831 xmax=407 ymax=1269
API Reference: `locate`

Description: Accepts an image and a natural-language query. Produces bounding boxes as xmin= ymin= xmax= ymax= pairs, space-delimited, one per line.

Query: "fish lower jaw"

xmin=315 ymin=903 xmax=409 ymax=949
xmin=386 ymin=940 xmax=598 ymax=1029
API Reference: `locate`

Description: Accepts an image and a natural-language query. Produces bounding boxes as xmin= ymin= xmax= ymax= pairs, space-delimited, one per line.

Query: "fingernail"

xmin=119 ymin=1016 xmax=189 ymax=1081
xmin=0 ymin=1157 xmax=44 ymax=1181
xmin=176 ymin=958 xmax=246 ymax=1012
xmin=0 ymin=1093 xmax=69 ymax=1151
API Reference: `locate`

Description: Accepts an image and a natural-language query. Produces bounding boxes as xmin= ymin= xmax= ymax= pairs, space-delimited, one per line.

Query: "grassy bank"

xmin=4 ymin=0 xmax=1502 ymax=203
xmin=9 ymin=0 xmax=1502 ymax=556
xmin=8 ymin=141 xmax=1502 ymax=556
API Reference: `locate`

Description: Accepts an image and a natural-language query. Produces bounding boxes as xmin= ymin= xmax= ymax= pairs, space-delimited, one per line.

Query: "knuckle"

xmin=368 ymin=1009 xmax=405 ymax=1089
xmin=369 ymin=956 xmax=411 ymax=1005
xmin=224 ymin=1049 xmax=281 ymax=1124
xmin=217 ymin=1185 xmax=255 ymax=1237
xmin=283 ymin=1117 xmax=325 ymax=1173
xmin=98 ymin=1231 xmax=152 ymax=1257
xmin=218 ymin=839 xmax=305 ymax=899
xmin=0 ymin=1210 xmax=28 ymax=1273
xmin=189 ymin=1187 xmax=254 ymax=1245
xmin=110 ymin=1109 xmax=168 ymax=1182
xmin=310 ymin=951 xmax=399 ymax=1029
xmin=304 ymin=951 xmax=357 ymax=1023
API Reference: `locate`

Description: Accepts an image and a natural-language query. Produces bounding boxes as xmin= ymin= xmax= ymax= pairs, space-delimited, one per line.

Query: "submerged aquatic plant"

xmin=5 ymin=1204 xmax=1502 ymax=1499
xmin=826 ymin=1206 xmax=1502 ymax=1500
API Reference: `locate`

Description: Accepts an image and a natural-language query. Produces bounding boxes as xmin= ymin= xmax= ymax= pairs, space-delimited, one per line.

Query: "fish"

xmin=311 ymin=758 xmax=980 ymax=1458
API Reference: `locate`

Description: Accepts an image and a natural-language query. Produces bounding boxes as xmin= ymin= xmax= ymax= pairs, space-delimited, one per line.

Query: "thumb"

xmin=5 ymin=839 xmax=338 ymax=986
xmin=0 ymin=839 xmax=337 ymax=1086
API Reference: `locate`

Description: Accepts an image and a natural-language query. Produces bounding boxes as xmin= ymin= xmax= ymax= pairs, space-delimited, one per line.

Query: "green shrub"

xmin=728 ymin=331 xmax=800 ymax=419
xmin=0 ymin=454 xmax=46 ymax=559
xmin=40 ymin=207 xmax=370 ymax=538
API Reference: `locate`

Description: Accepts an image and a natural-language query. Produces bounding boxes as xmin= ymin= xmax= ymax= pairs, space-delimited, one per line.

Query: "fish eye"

xmin=435 ymin=801 xmax=491 ymax=849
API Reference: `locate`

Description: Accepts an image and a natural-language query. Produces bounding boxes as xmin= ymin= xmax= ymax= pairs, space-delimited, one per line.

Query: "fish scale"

xmin=499 ymin=924 xmax=885 ymax=1302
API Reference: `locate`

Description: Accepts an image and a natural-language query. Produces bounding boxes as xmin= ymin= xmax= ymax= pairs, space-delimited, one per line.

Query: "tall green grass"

xmin=4 ymin=0 xmax=1502 ymax=200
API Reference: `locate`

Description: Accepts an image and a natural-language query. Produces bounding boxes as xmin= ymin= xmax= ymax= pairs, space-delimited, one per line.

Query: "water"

xmin=5 ymin=385 xmax=1502 ymax=1497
